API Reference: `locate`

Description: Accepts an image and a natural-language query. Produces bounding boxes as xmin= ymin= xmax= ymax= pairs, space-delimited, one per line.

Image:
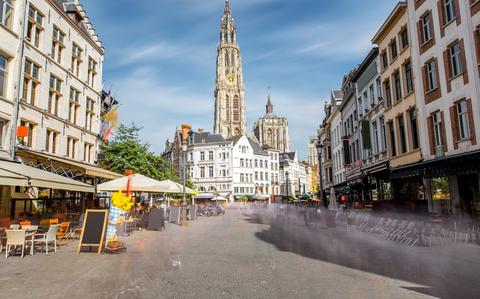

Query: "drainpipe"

xmin=10 ymin=0 xmax=29 ymax=161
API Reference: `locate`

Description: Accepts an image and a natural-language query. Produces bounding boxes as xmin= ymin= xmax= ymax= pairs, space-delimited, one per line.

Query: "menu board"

xmin=77 ymin=209 xmax=108 ymax=254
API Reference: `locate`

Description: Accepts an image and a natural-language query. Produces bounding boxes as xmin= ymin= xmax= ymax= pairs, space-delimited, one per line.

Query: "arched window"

xmin=234 ymin=127 xmax=240 ymax=135
xmin=226 ymin=110 xmax=230 ymax=121
xmin=233 ymin=95 xmax=239 ymax=108
xmin=225 ymin=52 xmax=229 ymax=67
xmin=231 ymin=52 xmax=235 ymax=67
xmin=226 ymin=95 xmax=230 ymax=108
xmin=267 ymin=129 xmax=273 ymax=146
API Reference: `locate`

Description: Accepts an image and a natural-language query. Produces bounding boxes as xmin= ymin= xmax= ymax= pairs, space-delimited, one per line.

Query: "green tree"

xmin=100 ymin=124 xmax=179 ymax=182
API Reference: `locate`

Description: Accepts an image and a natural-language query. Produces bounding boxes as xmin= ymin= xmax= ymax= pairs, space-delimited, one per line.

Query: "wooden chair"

xmin=50 ymin=219 xmax=59 ymax=225
xmin=57 ymin=222 xmax=70 ymax=245
xmin=19 ymin=221 xmax=31 ymax=228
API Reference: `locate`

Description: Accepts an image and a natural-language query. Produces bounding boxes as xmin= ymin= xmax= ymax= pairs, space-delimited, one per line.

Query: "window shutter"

xmin=475 ymin=29 xmax=480 ymax=72
xmin=449 ymin=105 xmax=459 ymax=149
xmin=454 ymin=0 xmax=461 ymax=25
xmin=361 ymin=121 xmax=372 ymax=150
xmin=444 ymin=48 xmax=452 ymax=93
xmin=440 ymin=111 xmax=448 ymax=151
xmin=427 ymin=116 xmax=435 ymax=155
xmin=417 ymin=20 xmax=424 ymax=45
xmin=422 ymin=64 xmax=428 ymax=94
xmin=459 ymin=39 xmax=469 ymax=84
xmin=438 ymin=0 xmax=446 ymax=37
xmin=466 ymin=98 xmax=477 ymax=145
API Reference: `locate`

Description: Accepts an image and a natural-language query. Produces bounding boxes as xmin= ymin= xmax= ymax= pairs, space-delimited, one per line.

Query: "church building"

xmin=213 ymin=0 xmax=247 ymax=138
xmin=253 ymin=94 xmax=290 ymax=153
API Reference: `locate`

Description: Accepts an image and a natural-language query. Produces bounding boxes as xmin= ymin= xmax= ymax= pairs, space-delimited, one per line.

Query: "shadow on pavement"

xmin=244 ymin=211 xmax=480 ymax=299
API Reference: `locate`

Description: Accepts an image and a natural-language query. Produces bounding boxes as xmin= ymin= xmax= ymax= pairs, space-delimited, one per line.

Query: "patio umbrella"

xmin=156 ymin=179 xmax=195 ymax=194
xmin=211 ymin=195 xmax=228 ymax=201
xmin=97 ymin=174 xmax=191 ymax=193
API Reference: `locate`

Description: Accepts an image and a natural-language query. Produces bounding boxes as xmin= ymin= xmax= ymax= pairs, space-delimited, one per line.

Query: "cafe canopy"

xmin=96 ymin=174 xmax=195 ymax=194
xmin=0 ymin=160 xmax=94 ymax=193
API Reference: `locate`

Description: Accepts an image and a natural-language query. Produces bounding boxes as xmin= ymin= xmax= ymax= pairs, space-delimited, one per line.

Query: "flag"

xmin=98 ymin=107 xmax=119 ymax=142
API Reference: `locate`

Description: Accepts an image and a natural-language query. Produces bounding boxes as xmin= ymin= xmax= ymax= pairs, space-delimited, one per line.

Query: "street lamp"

xmin=181 ymin=124 xmax=191 ymax=226
xmin=315 ymin=139 xmax=327 ymax=208
xmin=285 ymin=171 xmax=289 ymax=199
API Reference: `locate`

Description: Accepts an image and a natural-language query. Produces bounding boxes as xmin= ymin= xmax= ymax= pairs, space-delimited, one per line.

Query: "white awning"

xmin=0 ymin=160 xmax=94 ymax=193
xmin=0 ymin=168 xmax=29 ymax=186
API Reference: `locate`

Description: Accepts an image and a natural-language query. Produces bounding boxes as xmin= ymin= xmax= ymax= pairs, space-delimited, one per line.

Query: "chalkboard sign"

xmin=169 ymin=206 xmax=181 ymax=224
xmin=77 ymin=209 xmax=109 ymax=254
xmin=147 ymin=208 xmax=165 ymax=231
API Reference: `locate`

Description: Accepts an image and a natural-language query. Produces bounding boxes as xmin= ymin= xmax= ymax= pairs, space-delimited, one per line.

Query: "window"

xmin=240 ymin=158 xmax=244 ymax=167
xmin=410 ymin=109 xmax=420 ymax=150
xmin=23 ymin=59 xmax=40 ymax=105
xmin=400 ymin=27 xmax=409 ymax=49
xmin=390 ymin=39 xmax=398 ymax=60
xmin=404 ymin=60 xmax=414 ymax=94
xmin=209 ymin=166 xmax=214 ymax=178
xmin=45 ymin=129 xmax=58 ymax=154
xmin=372 ymin=121 xmax=379 ymax=154
xmin=85 ymin=97 xmax=95 ymax=131
xmin=380 ymin=116 xmax=387 ymax=151
xmin=51 ymin=26 xmax=65 ymax=64
xmin=444 ymin=0 xmax=456 ymax=24
xmin=233 ymin=111 xmax=239 ymax=121
xmin=449 ymin=42 xmax=462 ymax=77
xmin=384 ymin=79 xmax=392 ymax=108
xmin=422 ymin=13 xmax=432 ymax=42
xmin=0 ymin=119 xmax=6 ymax=148
xmin=69 ymin=88 xmax=80 ymax=124
xmin=0 ymin=0 xmax=13 ymax=29
xmin=393 ymin=71 xmax=402 ymax=102
xmin=200 ymin=166 xmax=205 ymax=178
xmin=48 ymin=75 xmax=62 ymax=116
xmin=369 ymin=84 xmax=375 ymax=106
xmin=71 ymin=43 xmax=83 ymax=77
xmin=398 ymin=115 xmax=407 ymax=154
xmin=26 ymin=5 xmax=43 ymax=48
xmin=84 ymin=143 xmax=93 ymax=163
xmin=87 ymin=57 xmax=97 ymax=87
xmin=389 ymin=121 xmax=396 ymax=157
xmin=433 ymin=111 xmax=443 ymax=147
xmin=0 ymin=54 xmax=7 ymax=98
xmin=200 ymin=151 xmax=205 ymax=161
xmin=19 ymin=120 xmax=34 ymax=147
xmin=209 ymin=151 xmax=213 ymax=160
xmin=426 ymin=60 xmax=438 ymax=91
xmin=382 ymin=51 xmax=388 ymax=70
xmin=457 ymin=100 xmax=470 ymax=140
xmin=67 ymin=137 xmax=77 ymax=159
xmin=363 ymin=91 xmax=368 ymax=109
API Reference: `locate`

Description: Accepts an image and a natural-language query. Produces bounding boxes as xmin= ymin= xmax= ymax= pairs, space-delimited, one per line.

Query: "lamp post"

xmin=285 ymin=171 xmax=289 ymax=199
xmin=180 ymin=124 xmax=191 ymax=226
xmin=315 ymin=139 xmax=327 ymax=208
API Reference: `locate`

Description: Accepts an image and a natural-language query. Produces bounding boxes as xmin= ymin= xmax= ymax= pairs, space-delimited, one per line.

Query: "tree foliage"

xmin=100 ymin=124 xmax=179 ymax=182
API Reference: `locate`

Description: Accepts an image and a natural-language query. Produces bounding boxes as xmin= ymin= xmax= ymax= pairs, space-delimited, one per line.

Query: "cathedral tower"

xmin=214 ymin=0 xmax=247 ymax=137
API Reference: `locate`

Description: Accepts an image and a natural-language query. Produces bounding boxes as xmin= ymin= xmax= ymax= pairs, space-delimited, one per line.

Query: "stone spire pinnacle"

xmin=266 ymin=90 xmax=273 ymax=114
xmin=224 ymin=0 xmax=231 ymax=15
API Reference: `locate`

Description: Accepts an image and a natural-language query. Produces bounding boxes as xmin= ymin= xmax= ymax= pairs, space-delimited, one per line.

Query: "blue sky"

xmin=82 ymin=0 xmax=397 ymax=159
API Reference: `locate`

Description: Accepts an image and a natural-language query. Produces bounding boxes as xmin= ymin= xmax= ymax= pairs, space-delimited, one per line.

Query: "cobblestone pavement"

xmin=0 ymin=208 xmax=478 ymax=299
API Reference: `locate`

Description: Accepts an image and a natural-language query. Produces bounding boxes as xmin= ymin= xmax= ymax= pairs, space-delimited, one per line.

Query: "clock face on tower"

xmin=226 ymin=73 xmax=236 ymax=85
